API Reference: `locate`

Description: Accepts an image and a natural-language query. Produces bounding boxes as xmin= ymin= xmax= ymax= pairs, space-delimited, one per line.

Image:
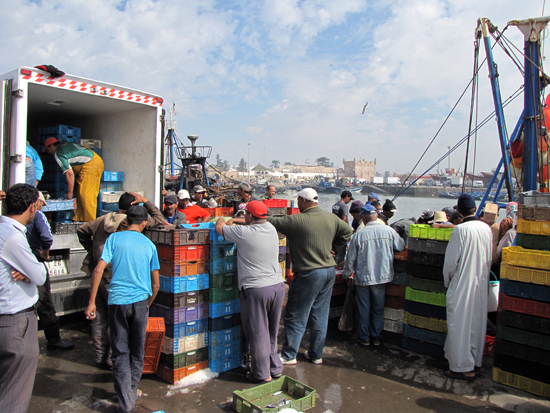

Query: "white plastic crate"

xmin=383 ymin=308 xmax=405 ymax=321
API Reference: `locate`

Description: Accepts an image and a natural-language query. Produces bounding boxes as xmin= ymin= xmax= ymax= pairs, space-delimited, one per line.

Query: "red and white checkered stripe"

xmin=22 ymin=72 xmax=162 ymax=106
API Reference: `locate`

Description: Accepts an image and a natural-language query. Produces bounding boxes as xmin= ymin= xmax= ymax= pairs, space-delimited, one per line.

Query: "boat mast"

xmin=509 ymin=17 xmax=550 ymax=191
xmin=478 ymin=18 xmax=514 ymax=200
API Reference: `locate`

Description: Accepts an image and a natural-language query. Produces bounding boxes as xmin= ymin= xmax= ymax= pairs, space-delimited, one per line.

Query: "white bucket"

xmin=488 ymin=273 xmax=499 ymax=312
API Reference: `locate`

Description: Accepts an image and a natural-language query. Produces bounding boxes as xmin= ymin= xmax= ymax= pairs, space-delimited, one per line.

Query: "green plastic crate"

xmin=408 ymin=275 xmax=447 ymax=294
xmin=209 ymin=272 xmax=238 ymax=288
xmin=209 ymin=285 xmax=240 ymax=303
xmin=405 ymin=286 xmax=447 ymax=307
xmin=409 ymin=224 xmax=430 ymax=238
xmin=233 ymin=376 xmax=316 ymax=413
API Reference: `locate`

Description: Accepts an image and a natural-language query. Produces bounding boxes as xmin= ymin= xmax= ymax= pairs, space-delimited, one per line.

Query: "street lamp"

xmin=248 ymin=143 xmax=251 ymax=182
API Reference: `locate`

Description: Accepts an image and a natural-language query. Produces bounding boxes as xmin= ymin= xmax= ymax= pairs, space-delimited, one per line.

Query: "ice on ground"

xmin=166 ymin=368 xmax=219 ymax=397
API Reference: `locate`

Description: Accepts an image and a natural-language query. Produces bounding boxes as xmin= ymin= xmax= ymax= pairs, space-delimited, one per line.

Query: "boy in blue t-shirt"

xmin=85 ymin=205 xmax=160 ymax=413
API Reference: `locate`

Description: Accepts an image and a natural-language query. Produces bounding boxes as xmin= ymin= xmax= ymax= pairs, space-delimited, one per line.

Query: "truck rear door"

xmin=0 ymin=79 xmax=12 ymax=195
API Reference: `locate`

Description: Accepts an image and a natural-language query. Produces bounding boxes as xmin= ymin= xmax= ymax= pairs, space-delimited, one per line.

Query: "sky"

xmin=0 ymin=0 xmax=548 ymax=176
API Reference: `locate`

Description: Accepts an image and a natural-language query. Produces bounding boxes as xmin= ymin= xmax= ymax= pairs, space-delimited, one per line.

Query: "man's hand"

xmin=0 ymin=190 xmax=6 ymax=200
xmin=11 ymin=270 xmax=31 ymax=283
xmin=335 ymin=261 xmax=345 ymax=271
xmin=85 ymin=303 xmax=96 ymax=320
xmin=162 ymin=188 xmax=168 ymax=196
xmin=66 ymin=191 xmax=74 ymax=200
xmin=39 ymin=249 xmax=50 ymax=261
xmin=130 ymin=192 xmax=148 ymax=205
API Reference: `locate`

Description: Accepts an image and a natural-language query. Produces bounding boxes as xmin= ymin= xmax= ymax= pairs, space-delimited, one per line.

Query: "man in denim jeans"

xmin=266 ymin=188 xmax=352 ymax=365
xmin=85 ymin=205 xmax=160 ymax=413
xmin=343 ymin=203 xmax=404 ymax=346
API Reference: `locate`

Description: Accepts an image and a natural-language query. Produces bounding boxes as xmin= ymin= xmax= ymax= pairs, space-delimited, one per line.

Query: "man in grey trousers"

xmin=0 ymin=184 xmax=47 ymax=413
xmin=216 ymin=200 xmax=285 ymax=382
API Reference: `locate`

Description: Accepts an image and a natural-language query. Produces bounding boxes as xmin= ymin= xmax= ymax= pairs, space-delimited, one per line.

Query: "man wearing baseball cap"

xmin=331 ymin=190 xmax=354 ymax=264
xmin=442 ymin=193 xmax=492 ymax=381
xmin=215 ymin=201 xmax=285 ymax=383
xmin=266 ymin=188 xmax=352 ymax=365
xmin=192 ymin=185 xmax=217 ymax=208
xmin=42 ymin=137 xmax=104 ymax=221
xmin=176 ymin=189 xmax=211 ymax=224
xmin=378 ymin=199 xmax=398 ymax=225
xmin=162 ymin=195 xmax=187 ymax=226
xmin=86 ymin=205 xmax=160 ymax=412
xmin=343 ymin=203 xmax=405 ymax=347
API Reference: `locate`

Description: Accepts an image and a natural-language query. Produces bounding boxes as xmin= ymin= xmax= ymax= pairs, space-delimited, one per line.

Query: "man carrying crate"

xmin=42 ymin=137 xmax=104 ymax=221
xmin=85 ymin=205 xmax=160 ymax=413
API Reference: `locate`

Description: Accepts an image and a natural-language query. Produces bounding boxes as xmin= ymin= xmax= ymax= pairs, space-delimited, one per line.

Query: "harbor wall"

xmin=361 ymin=184 xmax=442 ymax=198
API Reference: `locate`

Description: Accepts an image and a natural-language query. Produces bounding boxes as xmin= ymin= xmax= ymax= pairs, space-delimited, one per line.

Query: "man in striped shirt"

xmin=266 ymin=188 xmax=352 ymax=365
xmin=43 ymin=137 xmax=104 ymax=222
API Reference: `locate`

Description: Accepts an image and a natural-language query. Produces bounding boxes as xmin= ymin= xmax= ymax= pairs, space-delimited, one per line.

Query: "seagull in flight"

xmin=362 ymin=101 xmax=369 ymax=114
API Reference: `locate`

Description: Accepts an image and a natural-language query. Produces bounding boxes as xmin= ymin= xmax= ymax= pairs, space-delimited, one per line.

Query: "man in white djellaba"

xmin=442 ymin=193 xmax=492 ymax=381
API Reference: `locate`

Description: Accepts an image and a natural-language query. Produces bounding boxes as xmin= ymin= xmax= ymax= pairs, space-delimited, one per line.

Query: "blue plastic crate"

xmin=149 ymin=303 xmax=208 ymax=324
xmin=165 ymin=318 xmax=208 ymax=339
xmin=99 ymin=182 xmax=122 ymax=192
xmin=209 ymin=257 xmax=238 ymax=274
xmin=208 ymin=354 xmax=242 ymax=373
xmin=206 ymin=223 xmax=234 ymax=245
xmin=41 ymin=199 xmax=76 ymax=212
xmin=500 ymin=279 xmax=550 ymax=303
xmin=208 ymin=313 xmax=242 ymax=332
xmin=209 ymin=340 xmax=241 ymax=360
xmin=208 ymin=326 xmax=241 ymax=347
xmin=210 ymin=243 xmax=237 ymax=260
xmin=403 ymin=324 xmax=446 ymax=346
xmin=39 ymin=124 xmax=81 ymax=139
xmin=101 ymin=171 xmax=125 ymax=182
xmin=401 ymin=336 xmax=445 ymax=358
xmin=50 ymin=210 xmax=74 ymax=222
xmin=209 ymin=299 xmax=240 ymax=318
xmin=404 ymin=300 xmax=446 ymax=320
xmin=159 ymin=273 xmax=209 ymax=294
xmin=98 ymin=201 xmax=119 ymax=212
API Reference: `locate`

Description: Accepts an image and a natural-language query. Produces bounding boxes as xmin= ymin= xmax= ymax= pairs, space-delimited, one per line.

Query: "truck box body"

xmin=371 ymin=176 xmax=384 ymax=184
xmin=0 ymin=67 xmax=164 ymax=314
xmin=384 ymin=177 xmax=400 ymax=185
xmin=450 ymin=177 xmax=463 ymax=187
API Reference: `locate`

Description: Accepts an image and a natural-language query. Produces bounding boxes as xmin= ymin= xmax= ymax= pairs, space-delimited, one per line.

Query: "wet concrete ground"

xmin=28 ymin=314 xmax=550 ymax=413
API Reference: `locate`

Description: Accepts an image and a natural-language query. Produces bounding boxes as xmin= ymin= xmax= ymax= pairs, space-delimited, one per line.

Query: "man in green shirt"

xmin=43 ymin=137 xmax=104 ymax=221
xmin=266 ymin=188 xmax=352 ymax=365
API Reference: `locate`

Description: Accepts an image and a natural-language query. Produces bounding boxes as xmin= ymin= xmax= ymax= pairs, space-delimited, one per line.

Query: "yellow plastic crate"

xmin=409 ymin=224 xmax=430 ymax=238
xmin=404 ymin=312 xmax=447 ymax=333
xmin=409 ymin=225 xmax=453 ymax=241
xmin=502 ymin=246 xmax=550 ymax=271
xmin=517 ymin=219 xmax=550 ymax=236
xmin=405 ymin=287 xmax=447 ymax=307
xmin=500 ymin=263 xmax=550 ymax=286
xmin=492 ymin=367 xmax=550 ymax=398
xmin=279 ymin=261 xmax=286 ymax=272
xmin=278 ymin=237 xmax=287 ymax=247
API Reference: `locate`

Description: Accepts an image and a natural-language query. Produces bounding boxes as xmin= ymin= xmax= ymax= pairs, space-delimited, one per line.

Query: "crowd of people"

xmin=0 ymin=178 xmax=518 ymax=412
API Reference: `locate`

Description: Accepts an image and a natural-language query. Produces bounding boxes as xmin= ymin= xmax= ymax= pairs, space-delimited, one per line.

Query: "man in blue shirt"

xmin=343 ymin=203 xmax=404 ymax=347
xmin=26 ymin=143 xmax=44 ymax=187
xmin=85 ymin=205 xmax=160 ymax=413
xmin=0 ymin=183 xmax=47 ymax=413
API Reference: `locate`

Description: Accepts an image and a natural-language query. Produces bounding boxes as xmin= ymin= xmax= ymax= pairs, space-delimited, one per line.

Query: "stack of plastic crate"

xmin=493 ymin=196 xmax=550 ymax=398
xmin=264 ymin=199 xmax=289 ymax=218
xmin=401 ymin=226 xmax=451 ymax=358
xmin=41 ymin=199 xmax=77 ymax=225
xmin=208 ymin=223 xmax=242 ymax=373
xmin=144 ymin=225 xmax=210 ymax=384
xmin=80 ymin=139 xmax=102 ymax=157
xmin=97 ymin=171 xmax=124 ymax=216
xmin=38 ymin=124 xmax=81 ymax=148
xmin=383 ymin=253 xmax=408 ymax=335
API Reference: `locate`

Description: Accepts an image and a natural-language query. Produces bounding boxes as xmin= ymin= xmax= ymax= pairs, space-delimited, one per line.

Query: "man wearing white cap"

xmin=266 ymin=188 xmax=352 ymax=365
xmin=176 ymin=189 xmax=211 ymax=224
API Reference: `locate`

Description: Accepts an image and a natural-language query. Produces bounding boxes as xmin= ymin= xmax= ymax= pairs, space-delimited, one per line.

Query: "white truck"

xmin=371 ymin=176 xmax=384 ymax=184
xmin=384 ymin=176 xmax=400 ymax=185
xmin=0 ymin=66 xmax=164 ymax=314
xmin=450 ymin=177 xmax=463 ymax=187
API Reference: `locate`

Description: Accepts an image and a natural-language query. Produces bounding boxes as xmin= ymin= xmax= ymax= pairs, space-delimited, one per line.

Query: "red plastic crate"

xmin=263 ymin=199 xmax=288 ymax=208
xmin=159 ymin=260 xmax=207 ymax=277
xmin=484 ymin=335 xmax=495 ymax=355
xmin=394 ymin=247 xmax=408 ymax=261
xmin=143 ymin=317 xmax=165 ymax=374
xmin=156 ymin=244 xmax=209 ymax=262
xmin=286 ymin=272 xmax=293 ymax=285
xmin=203 ymin=207 xmax=234 ymax=218
xmin=386 ymin=284 xmax=406 ymax=298
xmin=156 ymin=360 xmax=208 ymax=384
xmin=287 ymin=207 xmax=300 ymax=215
xmin=499 ymin=293 xmax=550 ymax=319
xmin=334 ymin=272 xmax=347 ymax=285
xmin=385 ymin=295 xmax=406 ymax=309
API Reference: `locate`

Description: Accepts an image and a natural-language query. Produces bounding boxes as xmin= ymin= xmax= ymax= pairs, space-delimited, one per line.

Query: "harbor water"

xmin=279 ymin=191 xmax=507 ymax=222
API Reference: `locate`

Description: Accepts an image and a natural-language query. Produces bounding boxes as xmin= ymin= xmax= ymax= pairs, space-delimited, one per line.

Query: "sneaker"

xmin=47 ymin=339 xmax=75 ymax=350
xmin=279 ymin=354 xmax=297 ymax=365
xmin=304 ymin=351 xmax=322 ymax=365
xmin=357 ymin=339 xmax=370 ymax=347
xmin=371 ymin=337 xmax=381 ymax=346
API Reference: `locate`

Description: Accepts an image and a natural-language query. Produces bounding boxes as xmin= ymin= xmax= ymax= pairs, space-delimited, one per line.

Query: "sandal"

xmin=444 ymin=370 xmax=475 ymax=381
xmin=246 ymin=371 xmax=272 ymax=383
xmin=136 ymin=389 xmax=143 ymax=399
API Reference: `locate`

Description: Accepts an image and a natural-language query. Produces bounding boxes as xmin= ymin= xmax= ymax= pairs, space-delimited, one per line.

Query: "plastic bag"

xmin=338 ymin=285 xmax=356 ymax=332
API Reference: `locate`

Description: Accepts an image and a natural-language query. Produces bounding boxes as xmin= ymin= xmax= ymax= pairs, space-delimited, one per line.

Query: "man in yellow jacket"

xmin=43 ymin=137 xmax=104 ymax=221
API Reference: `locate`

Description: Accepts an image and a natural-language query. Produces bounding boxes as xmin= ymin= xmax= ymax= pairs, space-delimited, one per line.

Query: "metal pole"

xmin=479 ymin=18 xmax=514 ymax=200
xmin=247 ymin=143 xmax=251 ymax=182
